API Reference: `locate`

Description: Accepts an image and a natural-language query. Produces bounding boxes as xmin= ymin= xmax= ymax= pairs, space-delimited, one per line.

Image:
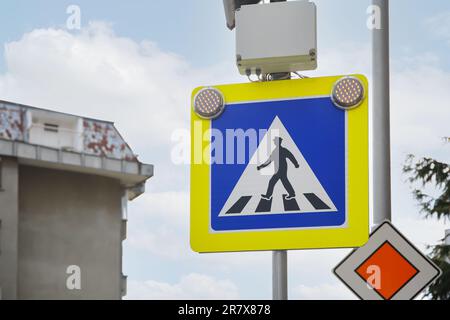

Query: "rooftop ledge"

xmin=0 ymin=138 xmax=154 ymax=201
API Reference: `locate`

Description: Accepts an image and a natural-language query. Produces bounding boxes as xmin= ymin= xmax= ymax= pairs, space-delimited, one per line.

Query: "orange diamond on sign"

xmin=356 ymin=241 xmax=419 ymax=300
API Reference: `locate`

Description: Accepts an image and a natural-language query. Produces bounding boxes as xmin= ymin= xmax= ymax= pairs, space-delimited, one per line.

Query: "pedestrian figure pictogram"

xmin=258 ymin=137 xmax=299 ymax=201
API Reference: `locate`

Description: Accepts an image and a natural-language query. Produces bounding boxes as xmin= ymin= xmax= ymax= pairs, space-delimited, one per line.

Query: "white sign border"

xmin=208 ymin=96 xmax=350 ymax=234
xmin=334 ymin=221 xmax=442 ymax=300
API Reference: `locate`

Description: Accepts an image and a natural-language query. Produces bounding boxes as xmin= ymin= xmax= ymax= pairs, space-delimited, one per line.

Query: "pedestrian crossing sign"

xmin=190 ymin=75 xmax=369 ymax=253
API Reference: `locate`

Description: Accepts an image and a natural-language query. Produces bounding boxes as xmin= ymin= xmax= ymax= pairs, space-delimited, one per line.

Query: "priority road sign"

xmin=190 ymin=75 xmax=369 ymax=253
xmin=334 ymin=221 xmax=442 ymax=300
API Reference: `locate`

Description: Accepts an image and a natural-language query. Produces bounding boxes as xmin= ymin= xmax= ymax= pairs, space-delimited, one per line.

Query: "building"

xmin=0 ymin=100 xmax=153 ymax=300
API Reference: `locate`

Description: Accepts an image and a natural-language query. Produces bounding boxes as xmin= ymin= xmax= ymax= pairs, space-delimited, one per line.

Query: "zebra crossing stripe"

xmin=255 ymin=197 xmax=272 ymax=213
xmin=283 ymin=195 xmax=300 ymax=212
xmin=225 ymin=193 xmax=329 ymax=215
xmin=226 ymin=196 xmax=252 ymax=214
xmin=304 ymin=193 xmax=331 ymax=210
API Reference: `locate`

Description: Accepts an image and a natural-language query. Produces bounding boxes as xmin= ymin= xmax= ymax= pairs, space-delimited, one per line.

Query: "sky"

xmin=0 ymin=0 xmax=449 ymax=299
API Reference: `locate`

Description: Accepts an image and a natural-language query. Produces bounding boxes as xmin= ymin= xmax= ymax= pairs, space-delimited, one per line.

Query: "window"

xmin=44 ymin=123 xmax=59 ymax=133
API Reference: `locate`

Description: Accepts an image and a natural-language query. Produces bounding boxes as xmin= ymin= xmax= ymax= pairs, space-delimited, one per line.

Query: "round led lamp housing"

xmin=331 ymin=77 xmax=365 ymax=109
xmin=193 ymin=88 xmax=225 ymax=119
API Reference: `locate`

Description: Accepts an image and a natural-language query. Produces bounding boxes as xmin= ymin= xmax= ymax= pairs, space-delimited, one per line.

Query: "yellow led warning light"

xmin=193 ymin=87 xmax=225 ymax=120
xmin=331 ymin=77 xmax=365 ymax=109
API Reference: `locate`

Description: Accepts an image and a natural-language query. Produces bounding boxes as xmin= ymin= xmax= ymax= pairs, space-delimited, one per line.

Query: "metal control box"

xmin=236 ymin=1 xmax=317 ymax=75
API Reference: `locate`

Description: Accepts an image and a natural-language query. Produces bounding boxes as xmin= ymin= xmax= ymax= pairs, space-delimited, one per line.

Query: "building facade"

xmin=0 ymin=100 xmax=153 ymax=300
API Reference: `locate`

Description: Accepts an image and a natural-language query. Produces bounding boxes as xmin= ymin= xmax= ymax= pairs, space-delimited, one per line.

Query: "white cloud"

xmin=292 ymin=283 xmax=356 ymax=300
xmin=395 ymin=216 xmax=449 ymax=250
xmin=314 ymin=43 xmax=371 ymax=77
xmin=2 ymin=22 xmax=186 ymax=145
xmin=131 ymin=191 xmax=189 ymax=228
xmin=1 ymin=21 xmax=449 ymax=300
xmin=125 ymin=191 xmax=190 ymax=259
xmin=127 ymin=224 xmax=189 ymax=260
xmin=391 ymin=62 xmax=450 ymax=158
xmin=425 ymin=12 xmax=450 ymax=44
xmin=126 ymin=273 xmax=239 ymax=300
xmin=0 ymin=21 xmax=236 ymax=167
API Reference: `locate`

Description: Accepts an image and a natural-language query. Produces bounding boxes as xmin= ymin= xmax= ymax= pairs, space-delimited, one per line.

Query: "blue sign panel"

xmin=210 ymin=97 xmax=346 ymax=232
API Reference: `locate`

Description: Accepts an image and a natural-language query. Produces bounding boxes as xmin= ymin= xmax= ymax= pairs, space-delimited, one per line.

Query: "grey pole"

xmin=372 ymin=0 xmax=392 ymax=226
xmin=270 ymin=0 xmax=288 ymax=301
xmin=272 ymin=250 xmax=288 ymax=300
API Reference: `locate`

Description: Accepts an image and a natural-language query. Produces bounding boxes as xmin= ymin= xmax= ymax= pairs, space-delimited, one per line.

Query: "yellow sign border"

xmin=191 ymin=75 xmax=369 ymax=253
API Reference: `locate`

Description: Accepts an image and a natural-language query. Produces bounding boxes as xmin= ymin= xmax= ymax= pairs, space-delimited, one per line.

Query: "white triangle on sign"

xmin=219 ymin=116 xmax=338 ymax=217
